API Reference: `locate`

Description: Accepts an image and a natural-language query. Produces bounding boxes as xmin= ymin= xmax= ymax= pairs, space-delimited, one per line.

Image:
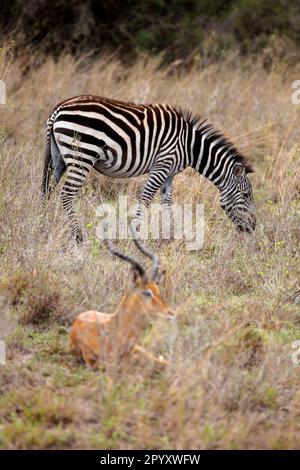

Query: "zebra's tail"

xmin=42 ymin=129 xmax=53 ymax=204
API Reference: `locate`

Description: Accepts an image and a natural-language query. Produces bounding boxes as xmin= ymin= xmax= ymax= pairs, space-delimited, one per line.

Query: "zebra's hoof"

xmin=75 ymin=232 xmax=84 ymax=244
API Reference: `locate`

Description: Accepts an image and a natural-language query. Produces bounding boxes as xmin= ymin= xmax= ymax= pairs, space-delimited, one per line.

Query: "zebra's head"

xmin=219 ymin=162 xmax=256 ymax=233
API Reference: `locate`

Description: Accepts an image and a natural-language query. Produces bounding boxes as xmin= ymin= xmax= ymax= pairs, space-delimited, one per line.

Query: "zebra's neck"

xmin=190 ymin=121 xmax=243 ymax=190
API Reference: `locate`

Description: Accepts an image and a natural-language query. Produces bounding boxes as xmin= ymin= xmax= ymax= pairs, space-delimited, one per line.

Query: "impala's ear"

xmin=233 ymin=162 xmax=245 ymax=178
xmin=130 ymin=267 xmax=146 ymax=286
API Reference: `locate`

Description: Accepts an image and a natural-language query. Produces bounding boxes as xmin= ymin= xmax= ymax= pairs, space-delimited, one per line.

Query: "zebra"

xmin=42 ymin=95 xmax=256 ymax=242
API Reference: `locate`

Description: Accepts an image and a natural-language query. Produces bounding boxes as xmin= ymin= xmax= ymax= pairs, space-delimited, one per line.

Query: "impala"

xmin=70 ymin=226 xmax=175 ymax=368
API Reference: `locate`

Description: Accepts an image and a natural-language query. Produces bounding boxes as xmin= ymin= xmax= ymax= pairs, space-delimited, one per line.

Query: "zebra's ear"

xmin=233 ymin=163 xmax=245 ymax=178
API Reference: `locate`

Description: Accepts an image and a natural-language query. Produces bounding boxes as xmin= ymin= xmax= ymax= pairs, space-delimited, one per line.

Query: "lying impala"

xmin=70 ymin=228 xmax=175 ymax=368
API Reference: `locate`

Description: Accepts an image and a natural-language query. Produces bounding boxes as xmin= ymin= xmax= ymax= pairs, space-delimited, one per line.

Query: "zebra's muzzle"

xmin=236 ymin=212 xmax=256 ymax=233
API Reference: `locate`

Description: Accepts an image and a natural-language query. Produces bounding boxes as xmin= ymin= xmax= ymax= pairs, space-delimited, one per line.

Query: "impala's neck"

xmin=111 ymin=290 xmax=147 ymax=356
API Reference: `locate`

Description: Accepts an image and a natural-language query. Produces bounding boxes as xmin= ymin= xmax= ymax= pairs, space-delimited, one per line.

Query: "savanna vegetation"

xmin=0 ymin=0 xmax=299 ymax=450
xmin=1 ymin=0 xmax=300 ymax=61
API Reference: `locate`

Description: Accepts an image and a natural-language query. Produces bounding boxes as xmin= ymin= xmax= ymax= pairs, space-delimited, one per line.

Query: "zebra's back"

xmin=49 ymin=95 xmax=183 ymax=178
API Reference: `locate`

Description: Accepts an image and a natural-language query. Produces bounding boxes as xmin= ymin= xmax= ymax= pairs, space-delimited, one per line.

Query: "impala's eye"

xmin=142 ymin=289 xmax=153 ymax=298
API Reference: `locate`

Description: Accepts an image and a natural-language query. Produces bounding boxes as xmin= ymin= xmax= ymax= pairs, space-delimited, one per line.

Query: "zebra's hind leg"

xmin=52 ymin=149 xmax=67 ymax=187
xmin=60 ymin=163 xmax=93 ymax=243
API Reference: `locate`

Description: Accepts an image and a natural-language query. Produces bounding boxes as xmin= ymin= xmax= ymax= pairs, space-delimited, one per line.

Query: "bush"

xmin=0 ymin=270 xmax=64 ymax=325
xmin=1 ymin=0 xmax=299 ymax=61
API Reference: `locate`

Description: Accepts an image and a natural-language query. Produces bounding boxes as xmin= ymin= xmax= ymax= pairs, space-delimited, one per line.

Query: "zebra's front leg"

xmin=160 ymin=175 xmax=175 ymax=242
xmin=135 ymin=166 xmax=172 ymax=221
xmin=61 ymin=164 xmax=93 ymax=243
xmin=160 ymin=175 xmax=174 ymax=212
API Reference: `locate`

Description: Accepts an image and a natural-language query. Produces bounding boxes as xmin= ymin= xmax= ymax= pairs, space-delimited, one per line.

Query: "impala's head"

xmin=126 ymin=269 xmax=175 ymax=320
xmin=104 ymin=223 xmax=175 ymax=321
xmin=219 ymin=161 xmax=256 ymax=233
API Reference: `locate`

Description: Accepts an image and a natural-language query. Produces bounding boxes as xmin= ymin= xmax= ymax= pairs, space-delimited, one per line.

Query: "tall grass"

xmin=0 ymin=49 xmax=299 ymax=449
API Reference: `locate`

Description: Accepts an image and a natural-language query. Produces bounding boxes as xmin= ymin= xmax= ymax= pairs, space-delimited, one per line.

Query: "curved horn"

xmin=103 ymin=226 xmax=145 ymax=278
xmin=130 ymin=221 xmax=160 ymax=281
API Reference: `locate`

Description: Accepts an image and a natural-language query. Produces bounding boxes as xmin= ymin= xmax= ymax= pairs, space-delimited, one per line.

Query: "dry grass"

xmin=0 ymin=48 xmax=299 ymax=449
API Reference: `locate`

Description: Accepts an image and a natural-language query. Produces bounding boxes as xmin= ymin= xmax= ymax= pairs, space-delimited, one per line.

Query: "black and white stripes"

xmin=42 ymin=95 xmax=255 ymax=241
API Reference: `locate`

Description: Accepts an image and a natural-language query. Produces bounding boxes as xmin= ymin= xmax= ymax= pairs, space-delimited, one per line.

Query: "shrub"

xmin=0 ymin=269 xmax=63 ymax=325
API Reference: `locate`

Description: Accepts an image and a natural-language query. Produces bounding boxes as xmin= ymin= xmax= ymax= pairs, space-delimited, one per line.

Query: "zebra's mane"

xmin=179 ymin=108 xmax=253 ymax=173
